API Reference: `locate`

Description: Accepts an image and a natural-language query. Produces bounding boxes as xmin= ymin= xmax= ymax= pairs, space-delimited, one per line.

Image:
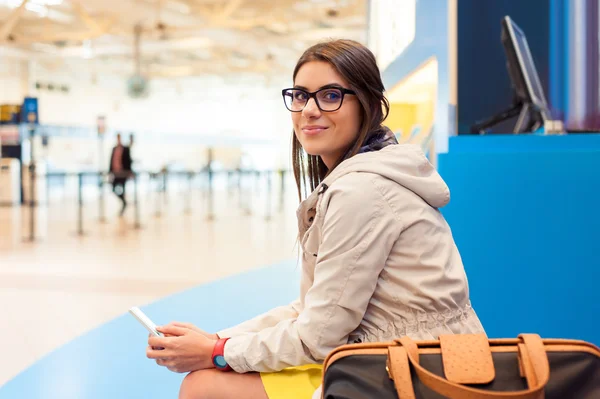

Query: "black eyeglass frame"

xmin=281 ymin=87 xmax=356 ymax=112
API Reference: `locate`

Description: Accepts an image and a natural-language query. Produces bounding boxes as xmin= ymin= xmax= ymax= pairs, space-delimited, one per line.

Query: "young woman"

xmin=146 ymin=39 xmax=485 ymax=399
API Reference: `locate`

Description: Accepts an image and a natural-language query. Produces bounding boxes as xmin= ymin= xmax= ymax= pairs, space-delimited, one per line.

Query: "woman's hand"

xmin=146 ymin=324 xmax=217 ymax=373
xmin=164 ymin=322 xmax=219 ymax=340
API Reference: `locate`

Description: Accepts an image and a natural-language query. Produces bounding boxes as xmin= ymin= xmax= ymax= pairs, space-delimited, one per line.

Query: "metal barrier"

xmin=133 ymin=173 xmax=141 ymax=229
xmin=98 ymin=172 xmax=106 ymax=223
xmin=18 ymin=168 xmax=289 ymax=241
xmin=27 ymin=163 xmax=35 ymax=242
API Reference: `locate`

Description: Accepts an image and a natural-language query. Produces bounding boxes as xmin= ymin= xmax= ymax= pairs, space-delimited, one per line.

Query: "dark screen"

xmin=457 ymin=0 xmax=550 ymax=134
xmin=511 ymin=21 xmax=549 ymax=111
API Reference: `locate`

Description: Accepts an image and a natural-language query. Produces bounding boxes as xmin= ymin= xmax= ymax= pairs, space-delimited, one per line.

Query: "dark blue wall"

xmin=457 ymin=0 xmax=551 ymax=134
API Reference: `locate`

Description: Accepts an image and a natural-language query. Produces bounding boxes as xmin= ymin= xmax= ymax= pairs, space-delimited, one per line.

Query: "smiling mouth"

xmin=302 ymin=127 xmax=328 ymax=135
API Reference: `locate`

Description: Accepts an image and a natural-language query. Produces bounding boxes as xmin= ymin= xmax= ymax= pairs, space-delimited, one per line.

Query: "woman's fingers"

xmin=155 ymin=357 xmax=183 ymax=373
xmin=146 ymin=345 xmax=173 ymax=359
xmin=155 ymin=358 xmax=172 ymax=366
xmin=156 ymin=325 xmax=188 ymax=337
xmin=164 ymin=322 xmax=217 ymax=339
xmin=148 ymin=335 xmax=172 ymax=349
xmin=170 ymin=321 xmax=194 ymax=329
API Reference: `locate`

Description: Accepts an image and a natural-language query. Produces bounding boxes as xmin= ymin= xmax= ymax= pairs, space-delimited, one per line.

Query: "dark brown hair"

xmin=291 ymin=39 xmax=390 ymax=201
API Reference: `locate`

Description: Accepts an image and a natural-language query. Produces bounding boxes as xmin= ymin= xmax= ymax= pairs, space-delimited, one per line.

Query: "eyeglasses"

xmin=281 ymin=87 xmax=356 ymax=112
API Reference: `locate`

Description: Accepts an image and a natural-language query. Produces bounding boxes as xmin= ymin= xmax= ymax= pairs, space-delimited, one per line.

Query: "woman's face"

xmin=292 ymin=61 xmax=362 ymax=169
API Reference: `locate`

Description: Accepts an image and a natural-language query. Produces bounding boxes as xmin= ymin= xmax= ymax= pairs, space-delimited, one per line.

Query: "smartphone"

xmin=129 ymin=306 xmax=164 ymax=337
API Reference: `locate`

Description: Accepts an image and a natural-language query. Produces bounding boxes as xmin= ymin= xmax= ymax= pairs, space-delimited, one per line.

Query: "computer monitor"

xmin=471 ymin=16 xmax=551 ymax=134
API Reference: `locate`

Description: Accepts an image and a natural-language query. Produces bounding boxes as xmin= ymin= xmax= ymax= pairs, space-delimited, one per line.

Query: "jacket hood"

xmin=322 ymin=144 xmax=450 ymax=208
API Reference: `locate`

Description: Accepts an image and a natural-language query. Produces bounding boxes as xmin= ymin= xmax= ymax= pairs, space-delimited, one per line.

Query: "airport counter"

xmin=438 ymin=133 xmax=600 ymax=344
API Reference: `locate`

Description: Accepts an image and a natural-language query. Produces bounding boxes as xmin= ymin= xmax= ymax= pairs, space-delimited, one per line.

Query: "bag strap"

xmin=387 ymin=346 xmax=416 ymax=399
xmin=387 ymin=334 xmax=549 ymax=399
xmin=519 ymin=334 xmax=550 ymax=388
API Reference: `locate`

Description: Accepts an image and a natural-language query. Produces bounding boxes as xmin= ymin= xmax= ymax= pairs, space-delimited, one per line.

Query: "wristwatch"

xmin=212 ymin=338 xmax=232 ymax=371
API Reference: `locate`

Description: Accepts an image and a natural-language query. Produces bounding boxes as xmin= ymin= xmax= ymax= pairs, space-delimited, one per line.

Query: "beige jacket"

xmin=218 ymin=144 xmax=485 ymax=373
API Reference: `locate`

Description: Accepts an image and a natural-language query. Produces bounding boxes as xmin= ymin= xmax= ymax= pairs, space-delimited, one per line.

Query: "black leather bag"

xmin=322 ymin=334 xmax=600 ymax=398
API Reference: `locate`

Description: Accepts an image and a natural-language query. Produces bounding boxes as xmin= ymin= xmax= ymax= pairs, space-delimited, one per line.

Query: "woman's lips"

xmin=302 ymin=126 xmax=328 ymax=135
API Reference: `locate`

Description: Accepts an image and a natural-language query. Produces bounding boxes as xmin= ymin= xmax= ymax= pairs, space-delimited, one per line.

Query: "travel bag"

xmin=321 ymin=333 xmax=600 ymax=398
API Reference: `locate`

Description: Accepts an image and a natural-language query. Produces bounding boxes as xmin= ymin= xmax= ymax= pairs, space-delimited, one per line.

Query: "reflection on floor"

xmin=0 ymin=259 xmax=300 ymax=398
xmin=0 ymin=178 xmax=300 ymax=387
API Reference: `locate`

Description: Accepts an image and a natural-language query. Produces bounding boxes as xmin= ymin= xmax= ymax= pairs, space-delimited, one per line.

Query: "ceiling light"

xmin=32 ymin=0 xmax=62 ymax=5
xmin=0 ymin=0 xmax=63 ymax=18
xmin=25 ymin=2 xmax=48 ymax=17
xmin=82 ymin=40 xmax=94 ymax=59
xmin=0 ymin=0 xmax=62 ymax=7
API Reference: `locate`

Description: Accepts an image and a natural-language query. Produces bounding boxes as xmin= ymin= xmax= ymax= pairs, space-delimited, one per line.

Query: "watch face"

xmin=213 ymin=355 xmax=227 ymax=368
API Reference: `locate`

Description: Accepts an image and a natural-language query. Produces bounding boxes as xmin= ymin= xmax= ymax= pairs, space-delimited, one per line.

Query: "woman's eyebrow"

xmin=292 ymin=83 xmax=345 ymax=91
xmin=319 ymin=83 xmax=344 ymax=90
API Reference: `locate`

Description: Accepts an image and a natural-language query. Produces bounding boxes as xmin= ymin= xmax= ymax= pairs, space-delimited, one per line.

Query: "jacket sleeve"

xmin=223 ymin=175 xmax=401 ymax=372
xmin=216 ymin=299 xmax=302 ymax=338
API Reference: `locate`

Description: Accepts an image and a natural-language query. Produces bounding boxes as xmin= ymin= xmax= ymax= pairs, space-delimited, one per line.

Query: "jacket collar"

xmin=296 ymin=125 xmax=397 ymax=236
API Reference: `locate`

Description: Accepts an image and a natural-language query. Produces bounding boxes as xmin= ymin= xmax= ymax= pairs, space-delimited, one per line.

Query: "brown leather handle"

xmin=387 ymin=346 xmax=417 ymax=399
xmin=387 ymin=334 xmax=549 ymax=399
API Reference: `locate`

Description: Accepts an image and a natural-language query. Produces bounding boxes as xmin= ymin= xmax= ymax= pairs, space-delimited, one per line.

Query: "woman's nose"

xmin=302 ymin=98 xmax=321 ymax=118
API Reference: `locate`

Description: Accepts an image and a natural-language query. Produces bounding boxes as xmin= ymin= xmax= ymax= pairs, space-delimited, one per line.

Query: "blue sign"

xmin=21 ymin=97 xmax=39 ymax=125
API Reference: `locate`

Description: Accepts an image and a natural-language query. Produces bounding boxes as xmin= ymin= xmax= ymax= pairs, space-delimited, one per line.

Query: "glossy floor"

xmin=0 ymin=180 xmax=300 ymax=389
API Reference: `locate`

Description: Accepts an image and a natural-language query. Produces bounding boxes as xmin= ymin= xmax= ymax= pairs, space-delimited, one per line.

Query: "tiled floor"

xmin=0 ymin=175 xmax=300 ymax=387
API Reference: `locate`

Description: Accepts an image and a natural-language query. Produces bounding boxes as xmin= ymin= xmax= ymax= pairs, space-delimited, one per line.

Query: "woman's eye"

xmin=293 ymin=91 xmax=307 ymax=101
xmin=322 ymin=90 xmax=341 ymax=101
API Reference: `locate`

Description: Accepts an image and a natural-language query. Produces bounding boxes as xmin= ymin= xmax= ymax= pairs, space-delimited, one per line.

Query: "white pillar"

xmin=19 ymin=60 xmax=30 ymax=99
xmin=567 ymin=0 xmax=600 ymax=130
xmin=0 ymin=57 xmax=31 ymax=103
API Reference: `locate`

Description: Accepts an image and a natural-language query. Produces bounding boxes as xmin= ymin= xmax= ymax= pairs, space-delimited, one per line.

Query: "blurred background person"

xmin=109 ymin=133 xmax=132 ymax=216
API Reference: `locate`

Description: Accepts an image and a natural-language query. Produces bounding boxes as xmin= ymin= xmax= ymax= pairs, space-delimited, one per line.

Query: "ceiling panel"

xmin=0 ymin=0 xmax=367 ymax=79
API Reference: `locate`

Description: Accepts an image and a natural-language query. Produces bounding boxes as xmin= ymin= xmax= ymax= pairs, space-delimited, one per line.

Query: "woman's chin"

xmin=301 ymin=145 xmax=323 ymax=157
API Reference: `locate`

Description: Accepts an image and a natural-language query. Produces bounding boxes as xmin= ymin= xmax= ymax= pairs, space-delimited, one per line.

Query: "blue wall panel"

xmin=439 ymin=136 xmax=600 ymax=344
xmin=448 ymin=133 xmax=600 ymax=153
